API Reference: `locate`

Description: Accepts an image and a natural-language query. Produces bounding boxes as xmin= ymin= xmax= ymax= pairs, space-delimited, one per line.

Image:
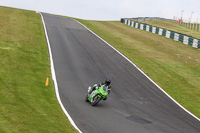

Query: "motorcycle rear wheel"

xmin=85 ymin=95 xmax=89 ymax=102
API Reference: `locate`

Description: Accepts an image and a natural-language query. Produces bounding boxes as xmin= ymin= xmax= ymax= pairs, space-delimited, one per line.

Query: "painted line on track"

xmin=74 ymin=19 xmax=200 ymax=122
xmin=40 ymin=13 xmax=82 ymax=133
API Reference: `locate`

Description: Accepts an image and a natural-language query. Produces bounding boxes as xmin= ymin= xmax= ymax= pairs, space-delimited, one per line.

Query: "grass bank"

xmin=0 ymin=6 xmax=77 ymax=133
xmin=141 ymin=20 xmax=200 ymax=39
xmin=75 ymin=18 xmax=200 ymax=118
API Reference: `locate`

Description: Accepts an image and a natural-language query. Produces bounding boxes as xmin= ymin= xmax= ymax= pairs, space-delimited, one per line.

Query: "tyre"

xmin=85 ymin=95 xmax=89 ymax=102
xmin=91 ymin=95 xmax=101 ymax=106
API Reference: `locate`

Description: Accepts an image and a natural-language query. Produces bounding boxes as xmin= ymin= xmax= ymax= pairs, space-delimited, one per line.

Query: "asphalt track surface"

xmin=42 ymin=13 xmax=200 ymax=133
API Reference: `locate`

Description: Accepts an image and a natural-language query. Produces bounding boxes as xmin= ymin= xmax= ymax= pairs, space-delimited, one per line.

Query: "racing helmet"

xmin=105 ymin=78 xmax=111 ymax=86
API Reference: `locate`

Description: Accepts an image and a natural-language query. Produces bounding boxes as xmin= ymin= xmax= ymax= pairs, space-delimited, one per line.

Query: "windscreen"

xmin=103 ymin=85 xmax=108 ymax=91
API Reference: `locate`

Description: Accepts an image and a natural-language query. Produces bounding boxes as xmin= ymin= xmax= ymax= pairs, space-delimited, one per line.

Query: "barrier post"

xmin=45 ymin=77 xmax=49 ymax=86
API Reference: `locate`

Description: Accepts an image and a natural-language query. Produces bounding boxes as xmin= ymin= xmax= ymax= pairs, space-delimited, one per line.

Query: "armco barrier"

xmin=121 ymin=18 xmax=200 ymax=49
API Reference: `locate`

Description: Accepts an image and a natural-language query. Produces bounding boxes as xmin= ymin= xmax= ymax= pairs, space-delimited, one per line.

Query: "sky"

xmin=0 ymin=0 xmax=200 ymax=22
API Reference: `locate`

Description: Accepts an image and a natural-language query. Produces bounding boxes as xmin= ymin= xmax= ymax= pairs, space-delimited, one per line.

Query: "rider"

xmin=89 ymin=78 xmax=111 ymax=100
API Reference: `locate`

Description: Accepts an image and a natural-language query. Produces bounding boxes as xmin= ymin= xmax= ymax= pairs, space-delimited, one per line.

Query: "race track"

xmin=42 ymin=13 xmax=200 ymax=133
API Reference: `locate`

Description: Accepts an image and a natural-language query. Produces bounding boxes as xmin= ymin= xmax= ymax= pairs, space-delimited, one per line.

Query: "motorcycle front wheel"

xmin=91 ymin=95 xmax=101 ymax=106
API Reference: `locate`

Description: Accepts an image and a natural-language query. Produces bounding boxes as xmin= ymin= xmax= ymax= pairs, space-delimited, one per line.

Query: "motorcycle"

xmin=85 ymin=84 xmax=109 ymax=106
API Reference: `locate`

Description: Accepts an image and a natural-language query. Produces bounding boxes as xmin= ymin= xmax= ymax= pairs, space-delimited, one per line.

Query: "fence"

xmin=124 ymin=17 xmax=174 ymax=22
xmin=180 ymin=22 xmax=200 ymax=32
xmin=121 ymin=18 xmax=200 ymax=49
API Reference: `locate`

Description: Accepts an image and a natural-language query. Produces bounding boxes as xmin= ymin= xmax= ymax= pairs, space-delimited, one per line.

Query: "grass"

xmin=0 ymin=6 xmax=78 ymax=133
xmin=74 ymin=18 xmax=200 ymax=118
xmin=140 ymin=20 xmax=200 ymax=39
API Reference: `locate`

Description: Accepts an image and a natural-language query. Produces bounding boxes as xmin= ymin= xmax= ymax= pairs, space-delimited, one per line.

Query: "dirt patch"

xmin=0 ymin=47 xmax=11 ymax=50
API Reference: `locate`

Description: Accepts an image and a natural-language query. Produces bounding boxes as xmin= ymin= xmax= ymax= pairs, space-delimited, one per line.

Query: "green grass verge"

xmin=0 ymin=6 xmax=78 ymax=133
xmin=74 ymin=18 xmax=200 ymax=118
xmin=140 ymin=20 xmax=200 ymax=39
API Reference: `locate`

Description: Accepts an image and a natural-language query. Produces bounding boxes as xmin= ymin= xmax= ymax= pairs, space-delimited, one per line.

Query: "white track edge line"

xmin=74 ymin=19 xmax=200 ymax=122
xmin=40 ymin=13 xmax=82 ymax=133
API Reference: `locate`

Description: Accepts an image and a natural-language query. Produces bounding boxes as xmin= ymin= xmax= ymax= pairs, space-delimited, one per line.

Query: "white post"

xmin=192 ymin=23 xmax=194 ymax=30
xmin=188 ymin=17 xmax=190 ymax=29
xmin=190 ymin=12 xmax=194 ymax=29
xmin=199 ymin=19 xmax=200 ymax=32
xmin=195 ymin=18 xmax=198 ymax=31
xmin=184 ymin=19 xmax=186 ymax=27
xmin=181 ymin=10 xmax=184 ymax=21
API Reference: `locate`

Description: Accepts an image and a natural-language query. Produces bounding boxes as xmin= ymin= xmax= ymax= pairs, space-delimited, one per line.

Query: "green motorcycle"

xmin=86 ymin=84 xmax=109 ymax=106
